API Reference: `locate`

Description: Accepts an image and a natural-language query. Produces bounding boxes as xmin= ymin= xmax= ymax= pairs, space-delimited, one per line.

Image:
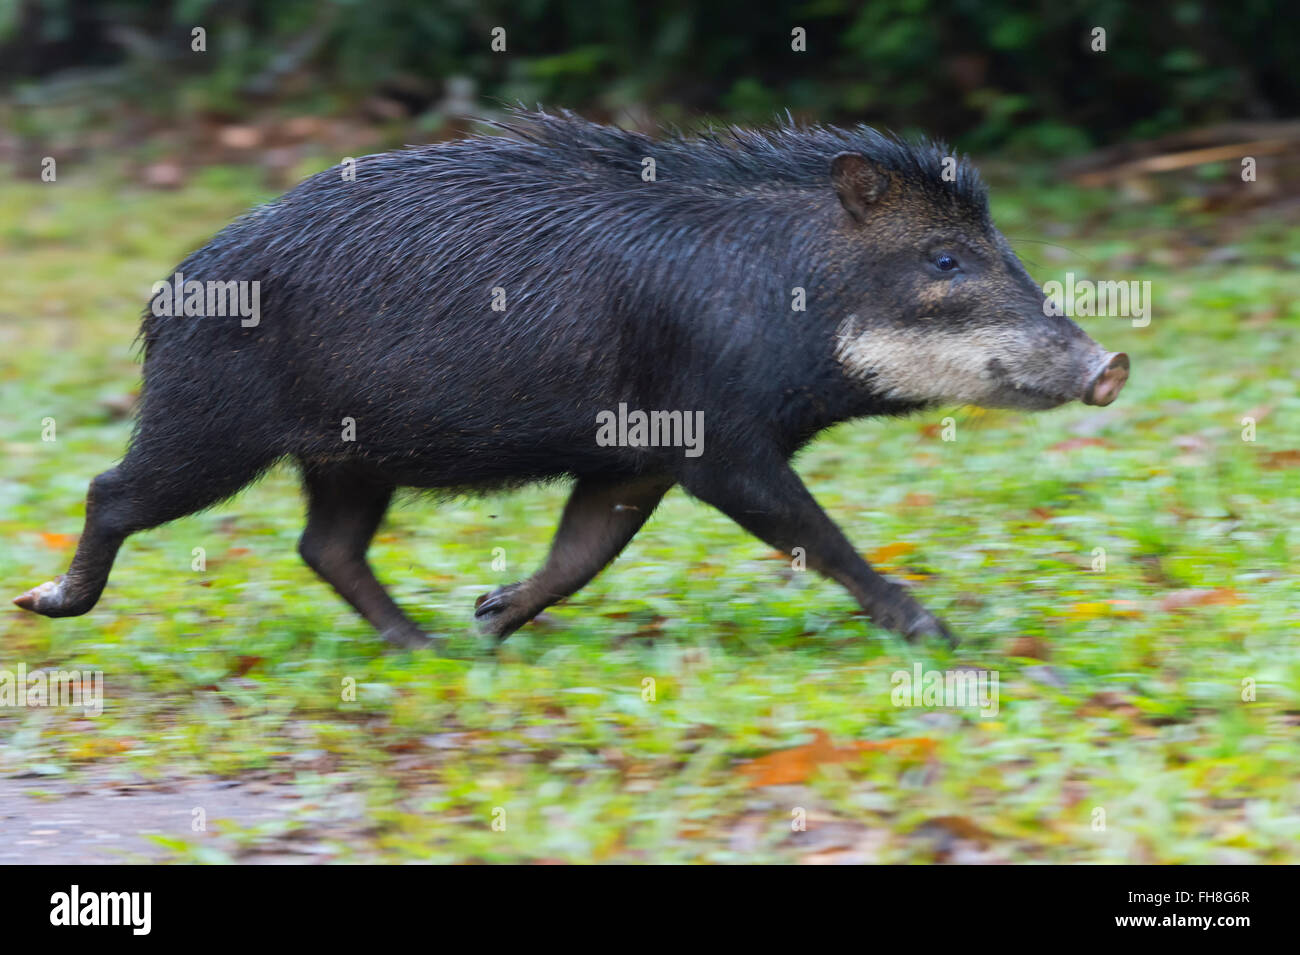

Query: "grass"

xmin=0 ymin=160 xmax=1297 ymax=862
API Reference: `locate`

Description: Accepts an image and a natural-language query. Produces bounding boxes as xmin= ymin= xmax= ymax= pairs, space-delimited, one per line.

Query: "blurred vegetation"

xmin=3 ymin=0 xmax=1297 ymax=153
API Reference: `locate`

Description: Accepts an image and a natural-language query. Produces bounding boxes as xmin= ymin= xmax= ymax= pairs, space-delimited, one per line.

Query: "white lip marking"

xmin=833 ymin=314 xmax=1050 ymax=408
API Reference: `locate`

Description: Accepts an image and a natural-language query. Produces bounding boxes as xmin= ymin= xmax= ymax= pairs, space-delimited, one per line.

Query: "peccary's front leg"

xmin=676 ymin=452 xmax=955 ymax=645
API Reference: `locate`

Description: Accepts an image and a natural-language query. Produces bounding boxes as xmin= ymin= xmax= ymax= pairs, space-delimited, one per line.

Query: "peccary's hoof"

xmin=903 ymin=611 xmax=958 ymax=648
xmin=474 ymin=583 xmax=528 ymax=640
xmin=13 ymin=578 xmax=78 ymax=617
xmin=475 ymin=585 xmax=512 ymax=616
xmin=380 ymin=624 xmax=439 ymax=651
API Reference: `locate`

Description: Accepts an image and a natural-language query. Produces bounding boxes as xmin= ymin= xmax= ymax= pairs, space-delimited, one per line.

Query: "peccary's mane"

xmin=475 ymin=107 xmax=987 ymax=210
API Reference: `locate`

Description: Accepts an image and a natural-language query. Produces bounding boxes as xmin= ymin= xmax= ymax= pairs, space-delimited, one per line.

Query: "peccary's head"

xmin=826 ymin=148 xmax=1128 ymax=411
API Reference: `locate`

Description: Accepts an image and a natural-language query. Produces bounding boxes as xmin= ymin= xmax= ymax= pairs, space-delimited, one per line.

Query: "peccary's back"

xmin=136 ymin=116 xmax=853 ymax=479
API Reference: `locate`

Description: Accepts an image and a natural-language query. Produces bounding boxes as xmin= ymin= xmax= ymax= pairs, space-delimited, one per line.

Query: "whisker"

xmin=1006 ymin=236 xmax=1100 ymax=270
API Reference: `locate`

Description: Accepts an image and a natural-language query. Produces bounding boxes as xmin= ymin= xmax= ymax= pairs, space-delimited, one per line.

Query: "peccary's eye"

xmin=934 ymin=253 xmax=959 ymax=272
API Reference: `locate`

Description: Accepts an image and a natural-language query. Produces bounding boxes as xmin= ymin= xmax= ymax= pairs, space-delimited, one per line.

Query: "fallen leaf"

xmin=1157 ymin=588 xmax=1240 ymax=611
xmin=914 ymin=814 xmax=995 ymax=845
xmin=39 ymin=532 xmax=76 ymax=550
xmin=867 ymin=542 xmax=916 ymax=566
xmin=739 ymin=730 xmax=934 ymax=787
xmin=1260 ymin=449 xmax=1300 ymax=469
xmin=230 ymin=655 xmax=264 ymax=678
xmin=1006 ymin=636 xmax=1050 ymax=659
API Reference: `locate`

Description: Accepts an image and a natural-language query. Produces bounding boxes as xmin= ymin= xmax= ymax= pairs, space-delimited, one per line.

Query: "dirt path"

xmin=0 ymin=774 xmax=354 ymax=863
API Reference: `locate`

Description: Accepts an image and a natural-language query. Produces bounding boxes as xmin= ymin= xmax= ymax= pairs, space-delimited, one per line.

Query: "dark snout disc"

xmin=1083 ymin=352 xmax=1129 ymax=406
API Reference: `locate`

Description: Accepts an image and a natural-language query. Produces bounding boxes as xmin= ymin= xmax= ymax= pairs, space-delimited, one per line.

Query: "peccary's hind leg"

xmin=475 ymin=474 xmax=674 ymax=640
xmin=15 ymin=440 xmax=271 ymax=617
xmin=14 ymin=467 xmax=130 ymax=617
xmin=297 ymin=465 xmax=432 ymax=650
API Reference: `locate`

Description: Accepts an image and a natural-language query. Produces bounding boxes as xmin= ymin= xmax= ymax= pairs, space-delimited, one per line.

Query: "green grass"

xmin=1 ymin=164 xmax=1297 ymax=862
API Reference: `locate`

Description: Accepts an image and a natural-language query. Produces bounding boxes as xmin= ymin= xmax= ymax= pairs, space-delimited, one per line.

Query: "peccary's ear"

xmin=830 ymin=152 xmax=890 ymax=221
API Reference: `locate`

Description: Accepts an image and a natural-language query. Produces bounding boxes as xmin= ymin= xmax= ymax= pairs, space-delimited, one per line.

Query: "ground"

xmin=0 ymin=160 xmax=1297 ymax=862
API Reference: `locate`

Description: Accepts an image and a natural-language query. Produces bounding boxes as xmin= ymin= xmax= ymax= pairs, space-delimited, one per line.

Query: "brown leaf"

xmin=39 ymin=532 xmax=76 ymax=550
xmin=866 ymin=542 xmax=916 ymax=566
xmin=915 ymin=814 xmax=995 ymax=846
xmin=1157 ymin=588 xmax=1240 ymax=611
xmin=739 ymin=730 xmax=935 ymax=788
xmin=1261 ymin=449 xmax=1300 ymax=469
xmin=230 ymin=655 xmax=264 ymax=678
xmin=740 ymin=730 xmax=851 ymax=787
xmin=1005 ymin=636 xmax=1050 ymax=659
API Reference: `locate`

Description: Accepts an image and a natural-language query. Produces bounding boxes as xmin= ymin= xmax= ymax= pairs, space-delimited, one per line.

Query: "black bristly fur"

xmin=138 ymin=109 xmax=987 ymax=488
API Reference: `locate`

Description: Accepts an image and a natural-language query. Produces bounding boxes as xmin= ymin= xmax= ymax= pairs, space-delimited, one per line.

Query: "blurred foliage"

xmin=2 ymin=0 xmax=1297 ymax=153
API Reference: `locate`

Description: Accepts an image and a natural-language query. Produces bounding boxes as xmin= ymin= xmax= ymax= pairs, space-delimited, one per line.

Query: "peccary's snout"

xmin=1082 ymin=352 xmax=1129 ymax=406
